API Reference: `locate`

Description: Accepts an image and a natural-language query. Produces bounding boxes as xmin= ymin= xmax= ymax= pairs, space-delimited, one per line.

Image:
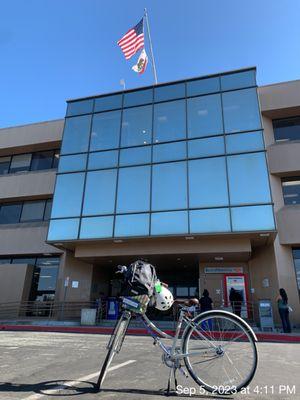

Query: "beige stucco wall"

xmin=267 ymin=141 xmax=300 ymax=177
xmin=0 ymin=263 xmax=34 ymax=304
xmin=276 ymin=206 xmax=300 ymax=245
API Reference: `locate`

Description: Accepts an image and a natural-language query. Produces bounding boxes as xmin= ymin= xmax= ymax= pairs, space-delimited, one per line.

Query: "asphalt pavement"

xmin=0 ymin=331 xmax=299 ymax=400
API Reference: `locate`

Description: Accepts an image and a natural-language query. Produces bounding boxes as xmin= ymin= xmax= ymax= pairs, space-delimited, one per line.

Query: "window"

xmin=31 ymin=151 xmax=55 ymax=171
xmin=273 ymin=116 xmax=300 ymax=142
xmin=0 ymin=203 xmax=22 ymax=224
xmin=292 ymin=249 xmax=300 ymax=293
xmin=124 ymin=89 xmax=153 ymax=107
xmin=220 ymin=70 xmax=256 ymax=91
xmin=153 ymin=141 xmax=186 ymax=163
xmin=0 ymin=156 xmax=10 ymax=175
xmin=154 ymin=83 xmax=185 ymax=102
xmin=35 ymin=257 xmax=59 ymax=291
xmin=187 ymin=77 xmax=220 ymax=97
xmin=152 ymin=162 xmax=187 ymax=211
xmin=10 ymin=154 xmax=32 ymax=173
xmin=151 ymin=211 xmax=188 ymax=235
xmin=189 ymin=158 xmax=228 ymax=208
xmin=117 ymin=166 xmax=151 ymax=213
xmin=227 ymin=153 xmax=271 ymax=205
xmin=94 ymin=94 xmax=122 ymax=112
xmin=58 ymin=154 xmax=87 ymax=173
xmin=90 ymin=111 xmax=121 ymax=151
xmin=53 ymin=151 xmax=60 ymax=169
xmin=80 ymin=216 xmax=114 ymax=239
xmin=48 ymin=218 xmax=80 ymax=240
xmin=190 ymin=208 xmax=230 ymax=233
xmin=153 ymin=100 xmax=186 ymax=143
xmin=88 ymin=150 xmax=118 ymax=169
xmin=20 ymin=201 xmax=45 ymax=222
xmin=82 ymin=170 xmax=117 ymax=215
xmin=282 ymin=178 xmax=300 ymax=205
xmin=0 ymin=258 xmax=11 ymax=264
xmin=66 ymin=99 xmax=94 ymax=116
xmin=121 ymin=105 xmax=152 ymax=147
xmin=231 ymin=205 xmax=275 ymax=231
xmin=187 ymin=94 xmax=223 ymax=138
xmin=114 ymin=213 xmax=149 ymax=237
xmin=222 ymin=88 xmax=261 ymax=133
xmin=188 ymin=136 xmax=225 ymax=158
xmin=51 ymin=173 xmax=85 ymax=218
xmin=12 ymin=258 xmax=36 ymax=264
xmin=44 ymin=199 xmax=53 ymax=220
xmin=61 ymin=115 xmax=91 ymax=154
xmin=119 ymin=146 xmax=151 ymax=166
xmin=226 ymin=131 xmax=264 ymax=153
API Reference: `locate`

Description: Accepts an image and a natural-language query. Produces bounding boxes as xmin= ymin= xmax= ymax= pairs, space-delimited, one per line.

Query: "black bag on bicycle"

xmin=122 ymin=260 xmax=157 ymax=297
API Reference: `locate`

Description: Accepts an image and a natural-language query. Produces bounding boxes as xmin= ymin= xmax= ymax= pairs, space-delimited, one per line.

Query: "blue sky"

xmin=1 ymin=0 xmax=300 ymax=128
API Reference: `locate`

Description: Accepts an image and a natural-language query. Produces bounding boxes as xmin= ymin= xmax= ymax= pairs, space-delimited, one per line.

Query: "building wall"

xmin=0 ymin=263 xmax=34 ymax=304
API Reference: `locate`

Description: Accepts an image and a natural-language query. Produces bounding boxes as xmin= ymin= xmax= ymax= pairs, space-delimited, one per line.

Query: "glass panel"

xmin=222 ymin=88 xmax=261 ymax=133
xmin=189 ymin=158 xmax=228 ymax=207
xmin=153 ymin=141 xmax=186 ymax=163
xmin=0 ymin=156 xmax=10 ymax=175
xmin=58 ymin=154 xmax=87 ymax=173
xmin=36 ymin=257 xmax=60 ymax=266
xmin=10 ymin=154 xmax=32 ymax=173
xmin=12 ymin=258 xmax=36 ymax=265
xmin=273 ymin=117 xmax=300 ymax=142
xmin=88 ymin=150 xmax=118 ymax=169
xmin=221 ymin=70 xmax=256 ymax=91
xmin=152 ymin=161 xmax=187 ymax=211
xmin=52 ymin=151 xmax=60 ymax=168
xmin=188 ymin=136 xmax=225 ymax=158
xmin=121 ymin=105 xmax=152 ymax=147
xmin=293 ymin=250 xmax=300 ymax=291
xmin=226 ymin=131 xmax=264 ymax=153
xmin=115 ymin=213 xmax=149 ymax=237
xmin=227 ymin=153 xmax=271 ymax=205
xmin=176 ymin=287 xmax=189 ymax=297
xmin=187 ymin=94 xmax=223 ymax=138
xmin=31 ymin=151 xmax=54 ymax=171
xmin=231 ymin=205 xmax=275 ymax=231
xmin=153 ymin=100 xmax=186 ymax=143
xmin=51 ymin=173 xmax=85 ymax=218
xmin=124 ymin=89 xmax=153 ymax=107
xmin=44 ymin=199 xmax=53 ymax=220
xmin=0 ymin=258 xmax=11 ymax=264
xmin=187 ymin=77 xmax=220 ymax=97
xmin=117 ymin=166 xmax=151 ymax=213
xmin=47 ymin=218 xmax=80 ymax=240
xmin=0 ymin=203 xmax=22 ymax=224
xmin=36 ymin=266 xmax=58 ymax=291
xmin=82 ymin=170 xmax=117 ymax=215
xmin=119 ymin=146 xmax=151 ymax=166
xmin=151 ymin=211 xmax=188 ymax=235
xmin=80 ymin=216 xmax=113 ymax=238
xmin=20 ymin=201 xmax=45 ymax=222
xmin=282 ymin=178 xmax=300 ymax=205
xmin=90 ymin=111 xmax=121 ymax=151
xmin=154 ymin=83 xmax=185 ymax=102
xmin=94 ymin=94 xmax=122 ymax=112
xmin=190 ymin=208 xmax=230 ymax=233
xmin=61 ymin=115 xmax=91 ymax=154
xmin=66 ymin=99 xmax=93 ymax=116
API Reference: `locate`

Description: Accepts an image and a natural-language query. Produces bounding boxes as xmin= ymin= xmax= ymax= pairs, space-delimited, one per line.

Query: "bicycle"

xmin=96 ymin=269 xmax=258 ymax=395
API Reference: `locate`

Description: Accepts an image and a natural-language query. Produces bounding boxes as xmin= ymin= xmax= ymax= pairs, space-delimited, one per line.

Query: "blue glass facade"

xmin=48 ymin=68 xmax=275 ymax=241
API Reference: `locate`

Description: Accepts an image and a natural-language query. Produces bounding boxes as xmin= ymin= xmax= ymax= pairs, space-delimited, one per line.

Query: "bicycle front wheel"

xmin=183 ymin=310 xmax=258 ymax=395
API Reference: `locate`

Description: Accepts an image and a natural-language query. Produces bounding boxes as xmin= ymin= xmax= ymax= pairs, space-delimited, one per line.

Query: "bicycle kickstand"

xmin=165 ymin=367 xmax=178 ymax=397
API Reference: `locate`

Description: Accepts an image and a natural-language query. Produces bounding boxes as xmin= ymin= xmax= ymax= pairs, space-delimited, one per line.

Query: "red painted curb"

xmin=0 ymin=324 xmax=299 ymax=342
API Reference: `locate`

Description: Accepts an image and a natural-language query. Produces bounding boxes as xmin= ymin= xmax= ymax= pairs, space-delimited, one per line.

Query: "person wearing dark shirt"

xmin=199 ymin=289 xmax=213 ymax=313
xmin=276 ymin=288 xmax=292 ymax=333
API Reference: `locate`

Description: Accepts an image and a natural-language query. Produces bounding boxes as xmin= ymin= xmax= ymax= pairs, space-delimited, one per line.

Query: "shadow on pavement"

xmin=100 ymin=387 xmax=233 ymax=398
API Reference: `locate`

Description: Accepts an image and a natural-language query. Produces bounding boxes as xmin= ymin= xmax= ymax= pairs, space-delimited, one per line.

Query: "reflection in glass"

xmin=187 ymin=94 xmax=223 ymax=138
xmin=0 ymin=156 xmax=10 ymax=175
xmin=88 ymin=150 xmax=118 ymax=169
xmin=189 ymin=158 xmax=228 ymax=207
xmin=83 ymin=170 xmax=117 ymax=215
xmin=282 ymin=177 xmax=300 ymax=205
xmin=119 ymin=146 xmax=151 ymax=166
xmin=115 ymin=213 xmax=149 ymax=237
xmin=273 ymin=116 xmax=300 ymax=142
xmin=58 ymin=154 xmax=87 ymax=173
xmin=151 ymin=211 xmax=188 ymax=235
xmin=90 ymin=111 xmax=121 ymax=151
xmin=66 ymin=99 xmax=94 ymax=116
xmin=21 ymin=201 xmax=45 ymax=221
xmin=222 ymin=88 xmax=261 ymax=133
xmin=117 ymin=166 xmax=151 ymax=212
xmin=226 ymin=131 xmax=264 ymax=153
xmin=220 ymin=70 xmax=256 ymax=91
xmin=188 ymin=136 xmax=225 ymax=158
xmin=153 ymin=100 xmax=186 ymax=143
xmin=10 ymin=154 xmax=32 ymax=173
xmin=121 ymin=105 xmax=152 ymax=147
xmin=124 ymin=89 xmax=153 ymax=107
xmin=61 ymin=115 xmax=91 ymax=154
xmin=94 ymin=94 xmax=122 ymax=112
xmin=0 ymin=203 xmax=22 ymax=224
xmin=37 ymin=266 xmax=58 ymax=291
xmin=154 ymin=83 xmax=185 ymax=102
xmin=44 ymin=200 xmax=53 ymax=220
xmin=153 ymin=141 xmax=186 ymax=162
xmin=48 ymin=218 xmax=80 ymax=240
xmin=231 ymin=205 xmax=275 ymax=231
xmin=80 ymin=216 xmax=113 ymax=238
xmin=190 ymin=208 xmax=230 ymax=233
xmin=227 ymin=153 xmax=271 ymax=205
xmin=152 ymin=162 xmax=187 ymax=210
xmin=187 ymin=77 xmax=220 ymax=97
xmin=51 ymin=173 xmax=85 ymax=218
xmin=31 ymin=151 xmax=54 ymax=171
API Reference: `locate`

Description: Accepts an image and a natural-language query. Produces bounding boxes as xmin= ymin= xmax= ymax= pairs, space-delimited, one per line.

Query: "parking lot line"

xmin=22 ymin=359 xmax=136 ymax=400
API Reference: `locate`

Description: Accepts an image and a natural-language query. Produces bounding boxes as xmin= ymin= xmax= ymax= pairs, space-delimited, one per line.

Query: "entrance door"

xmin=224 ymin=274 xmax=248 ymax=318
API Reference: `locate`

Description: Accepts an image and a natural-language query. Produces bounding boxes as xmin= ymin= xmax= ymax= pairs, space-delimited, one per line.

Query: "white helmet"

xmin=154 ymin=286 xmax=174 ymax=311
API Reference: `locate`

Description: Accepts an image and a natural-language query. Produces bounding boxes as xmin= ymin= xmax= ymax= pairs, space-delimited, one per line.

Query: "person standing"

xmin=277 ymin=288 xmax=292 ymax=333
xmin=199 ymin=289 xmax=213 ymax=313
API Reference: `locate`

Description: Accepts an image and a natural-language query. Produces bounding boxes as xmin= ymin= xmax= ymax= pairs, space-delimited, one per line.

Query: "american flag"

xmin=117 ymin=19 xmax=144 ymax=60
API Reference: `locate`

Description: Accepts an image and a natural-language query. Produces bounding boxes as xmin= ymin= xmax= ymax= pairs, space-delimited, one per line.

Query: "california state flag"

xmin=132 ymin=49 xmax=148 ymax=74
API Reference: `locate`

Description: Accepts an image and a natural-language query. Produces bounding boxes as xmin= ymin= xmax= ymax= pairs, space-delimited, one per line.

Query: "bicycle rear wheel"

xmin=96 ymin=310 xmax=131 ymax=390
xmin=183 ymin=310 xmax=257 ymax=395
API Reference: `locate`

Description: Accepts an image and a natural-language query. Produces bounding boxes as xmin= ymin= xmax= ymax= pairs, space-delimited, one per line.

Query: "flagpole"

xmin=144 ymin=8 xmax=158 ymax=84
